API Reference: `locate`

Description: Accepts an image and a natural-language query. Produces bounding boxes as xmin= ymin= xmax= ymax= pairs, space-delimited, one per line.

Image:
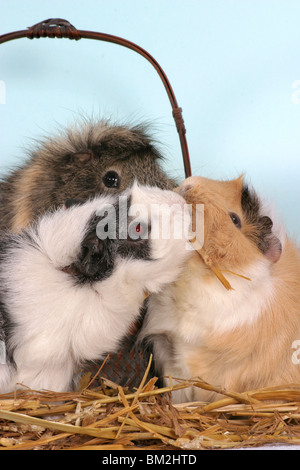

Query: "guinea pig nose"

xmin=83 ymin=236 xmax=100 ymax=255
xmin=79 ymin=235 xmax=103 ymax=276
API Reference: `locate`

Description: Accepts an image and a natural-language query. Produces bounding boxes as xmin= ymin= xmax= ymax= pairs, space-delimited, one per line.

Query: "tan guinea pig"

xmin=140 ymin=175 xmax=300 ymax=403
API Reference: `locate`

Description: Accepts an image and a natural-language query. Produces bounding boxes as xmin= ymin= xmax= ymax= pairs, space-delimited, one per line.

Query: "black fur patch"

xmin=67 ymin=196 xmax=152 ymax=284
xmin=64 ymin=198 xmax=85 ymax=208
xmin=83 ymin=123 xmax=162 ymax=158
xmin=117 ymin=237 xmax=151 ymax=261
xmin=241 ymin=184 xmax=279 ymax=255
xmin=68 ymin=211 xmax=117 ymax=284
xmin=0 ymin=299 xmax=16 ymax=368
xmin=241 ymin=184 xmax=261 ymax=222
xmin=0 ymin=235 xmax=28 ymax=368
xmin=116 ymin=195 xmax=151 ymax=261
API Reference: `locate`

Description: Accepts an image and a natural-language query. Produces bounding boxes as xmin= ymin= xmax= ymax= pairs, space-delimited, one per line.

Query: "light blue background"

xmin=0 ymin=0 xmax=299 ymax=239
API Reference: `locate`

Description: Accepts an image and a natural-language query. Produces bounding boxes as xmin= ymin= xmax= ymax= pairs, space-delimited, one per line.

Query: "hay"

xmin=190 ymin=236 xmax=252 ymax=291
xmin=1 ymin=357 xmax=300 ymax=450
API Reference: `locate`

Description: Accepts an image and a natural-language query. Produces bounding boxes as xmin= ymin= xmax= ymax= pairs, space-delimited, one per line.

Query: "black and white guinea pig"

xmin=0 ymin=182 xmax=190 ymax=393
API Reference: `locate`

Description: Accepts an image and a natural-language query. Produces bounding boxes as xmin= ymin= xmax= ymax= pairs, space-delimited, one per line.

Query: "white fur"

xmin=0 ymin=183 xmax=190 ymax=393
xmin=140 ymin=255 xmax=277 ymax=402
xmin=142 ymin=258 xmax=274 ymax=339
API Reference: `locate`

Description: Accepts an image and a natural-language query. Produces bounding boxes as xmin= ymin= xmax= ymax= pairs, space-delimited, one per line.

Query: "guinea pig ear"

xmin=258 ymin=216 xmax=282 ymax=263
xmin=72 ymin=150 xmax=94 ymax=163
xmin=264 ymin=235 xmax=282 ymax=263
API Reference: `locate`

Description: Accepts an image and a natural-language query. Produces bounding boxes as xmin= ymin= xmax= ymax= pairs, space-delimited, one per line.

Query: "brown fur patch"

xmin=10 ymin=164 xmax=45 ymax=231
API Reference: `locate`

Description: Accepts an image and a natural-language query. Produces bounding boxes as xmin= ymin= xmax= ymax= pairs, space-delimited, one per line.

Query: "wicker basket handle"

xmin=0 ymin=18 xmax=192 ymax=178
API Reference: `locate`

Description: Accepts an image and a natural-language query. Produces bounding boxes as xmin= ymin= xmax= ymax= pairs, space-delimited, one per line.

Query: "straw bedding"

xmin=1 ymin=357 xmax=300 ymax=450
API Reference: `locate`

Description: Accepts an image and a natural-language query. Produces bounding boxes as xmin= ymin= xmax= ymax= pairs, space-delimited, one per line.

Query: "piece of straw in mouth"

xmin=188 ymin=203 xmax=232 ymax=290
xmin=189 ymin=235 xmax=233 ymax=290
xmin=191 ymin=238 xmax=253 ymax=290
xmin=189 ymin=235 xmax=251 ymax=291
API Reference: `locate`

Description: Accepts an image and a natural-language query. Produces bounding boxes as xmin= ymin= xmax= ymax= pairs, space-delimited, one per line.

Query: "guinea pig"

xmin=140 ymin=175 xmax=300 ymax=403
xmin=0 ymin=182 xmax=190 ymax=393
xmin=0 ymin=119 xmax=176 ymax=233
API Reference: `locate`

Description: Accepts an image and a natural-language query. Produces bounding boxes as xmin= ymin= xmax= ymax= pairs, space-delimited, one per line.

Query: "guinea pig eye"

xmin=229 ymin=212 xmax=242 ymax=229
xmin=128 ymin=221 xmax=148 ymax=241
xmin=103 ymin=171 xmax=120 ymax=189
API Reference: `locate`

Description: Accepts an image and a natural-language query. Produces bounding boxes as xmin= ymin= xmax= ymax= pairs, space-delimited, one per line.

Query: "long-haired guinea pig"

xmin=140 ymin=175 xmax=300 ymax=403
xmin=0 ymin=182 xmax=190 ymax=393
xmin=0 ymin=119 xmax=176 ymax=233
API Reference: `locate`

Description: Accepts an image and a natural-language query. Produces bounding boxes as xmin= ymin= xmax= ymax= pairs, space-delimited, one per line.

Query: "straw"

xmin=1 ymin=363 xmax=300 ymax=450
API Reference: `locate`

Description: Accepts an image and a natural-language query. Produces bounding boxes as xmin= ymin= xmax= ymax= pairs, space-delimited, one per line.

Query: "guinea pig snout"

xmin=72 ymin=223 xmax=115 ymax=280
xmin=78 ymin=234 xmax=103 ymax=276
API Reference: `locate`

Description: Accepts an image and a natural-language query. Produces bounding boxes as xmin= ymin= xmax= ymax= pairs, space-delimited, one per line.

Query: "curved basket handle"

xmin=0 ymin=18 xmax=192 ymax=177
